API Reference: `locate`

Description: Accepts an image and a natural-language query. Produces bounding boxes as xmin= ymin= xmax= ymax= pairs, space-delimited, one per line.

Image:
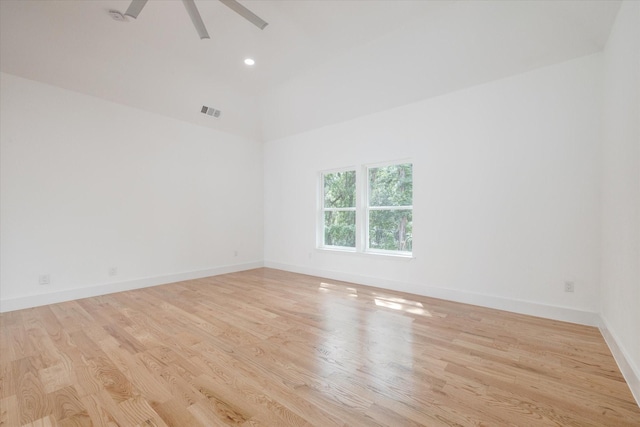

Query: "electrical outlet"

xmin=39 ymin=274 xmax=50 ymax=285
xmin=108 ymin=267 xmax=117 ymax=276
xmin=564 ymin=281 xmax=575 ymax=293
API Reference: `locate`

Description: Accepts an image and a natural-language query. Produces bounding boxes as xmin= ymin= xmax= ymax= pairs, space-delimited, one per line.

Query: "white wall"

xmin=264 ymin=53 xmax=603 ymax=324
xmin=601 ymin=0 xmax=640 ymax=401
xmin=0 ymin=73 xmax=264 ymax=312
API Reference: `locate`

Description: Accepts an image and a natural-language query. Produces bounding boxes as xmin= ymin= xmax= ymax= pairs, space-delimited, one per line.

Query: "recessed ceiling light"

xmin=244 ymin=58 xmax=255 ymax=66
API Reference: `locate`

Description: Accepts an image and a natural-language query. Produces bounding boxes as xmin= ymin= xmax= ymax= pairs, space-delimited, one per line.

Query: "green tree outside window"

xmin=368 ymin=164 xmax=413 ymax=252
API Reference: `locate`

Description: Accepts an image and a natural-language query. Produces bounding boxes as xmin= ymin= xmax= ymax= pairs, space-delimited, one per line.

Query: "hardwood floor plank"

xmin=192 ymin=343 xmax=346 ymax=427
xmin=7 ymin=325 xmax=38 ymax=361
xmin=15 ymin=356 xmax=50 ymax=425
xmin=96 ymin=337 xmax=172 ymax=404
xmin=78 ymin=393 xmax=122 ymax=427
xmin=192 ymin=355 xmax=311 ymax=427
xmin=38 ymin=364 xmax=72 ymax=395
xmin=117 ymin=396 xmax=166 ymax=427
xmin=20 ymin=415 xmax=58 ymax=427
xmin=1 ymin=268 xmax=639 ymax=426
xmin=47 ymin=386 xmax=86 ymax=422
xmin=1 ymin=395 xmax=20 ymax=426
xmin=184 ymin=401 xmax=230 ymax=427
xmin=192 ymin=374 xmax=254 ymax=425
xmin=149 ymin=397 xmax=202 ymax=427
xmin=1 ymin=360 xmax=17 ymax=400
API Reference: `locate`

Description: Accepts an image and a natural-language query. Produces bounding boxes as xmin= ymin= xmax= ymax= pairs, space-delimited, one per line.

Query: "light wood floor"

xmin=1 ymin=268 xmax=639 ymax=426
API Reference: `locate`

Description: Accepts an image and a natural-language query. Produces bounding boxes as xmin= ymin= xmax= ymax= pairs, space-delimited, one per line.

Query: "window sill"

xmin=316 ymin=247 xmax=414 ymax=260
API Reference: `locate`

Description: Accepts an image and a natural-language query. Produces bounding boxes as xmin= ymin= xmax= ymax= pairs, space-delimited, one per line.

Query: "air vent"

xmin=201 ymin=106 xmax=221 ymax=118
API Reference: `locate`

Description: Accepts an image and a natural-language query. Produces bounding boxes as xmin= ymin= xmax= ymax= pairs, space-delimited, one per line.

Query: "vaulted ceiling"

xmin=0 ymin=0 xmax=622 ymax=140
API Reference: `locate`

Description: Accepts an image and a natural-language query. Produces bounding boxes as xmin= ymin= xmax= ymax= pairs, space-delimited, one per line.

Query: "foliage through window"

xmin=367 ymin=164 xmax=412 ymax=252
xmin=322 ymin=170 xmax=356 ymax=248
xmin=319 ymin=162 xmax=413 ymax=255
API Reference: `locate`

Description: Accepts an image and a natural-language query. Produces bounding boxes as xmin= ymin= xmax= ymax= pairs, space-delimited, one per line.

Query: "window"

xmin=321 ymin=170 xmax=356 ymax=248
xmin=319 ymin=162 xmax=413 ymax=256
xmin=367 ymin=163 xmax=413 ymax=253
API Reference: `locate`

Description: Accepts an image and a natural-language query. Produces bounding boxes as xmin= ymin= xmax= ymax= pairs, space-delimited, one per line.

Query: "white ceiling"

xmin=0 ymin=0 xmax=622 ymax=141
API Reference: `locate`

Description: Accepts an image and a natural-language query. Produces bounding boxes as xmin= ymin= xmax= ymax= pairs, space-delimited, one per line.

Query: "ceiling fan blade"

xmin=219 ymin=0 xmax=268 ymax=30
xmin=182 ymin=0 xmax=210 ymax=39
xmin=124 ymin=0 xmax=148 ymax=19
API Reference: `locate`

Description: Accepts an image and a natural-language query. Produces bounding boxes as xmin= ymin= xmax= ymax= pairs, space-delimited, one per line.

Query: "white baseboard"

xmin=599 ymin=318 xmax=640 ymax=406
xmin=264 ymin=261 xmax=601 ymax=326
xmin=0 ymin=261 xmax=263 ymax=313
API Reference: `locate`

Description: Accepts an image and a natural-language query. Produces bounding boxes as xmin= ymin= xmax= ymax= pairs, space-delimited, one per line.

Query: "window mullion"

xmin=368 ymin=205 xmax=413 ymax=211
xmin=324 ymin=207 xmax=356 ymax=212
xmin=318 ymin=172 xmax=325 ymax=247
xmin=362 ymin=165 xmax=370 ymax=252
xmin=354 ymin=167 xmax=361 ymax=252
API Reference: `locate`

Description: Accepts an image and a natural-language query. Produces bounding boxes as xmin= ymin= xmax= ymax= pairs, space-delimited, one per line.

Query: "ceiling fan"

xmin=123 ymin=0 xmax=268 ymax=39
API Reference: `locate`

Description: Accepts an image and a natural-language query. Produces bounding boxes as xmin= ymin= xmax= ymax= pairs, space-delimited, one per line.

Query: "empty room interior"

xmin=1 ymin=0 xmax=639 ymax=425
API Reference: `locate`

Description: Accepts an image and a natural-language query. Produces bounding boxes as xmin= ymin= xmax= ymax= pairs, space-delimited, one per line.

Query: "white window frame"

xmin=318 ymin=167 xmax=357 ymax=251
xmin=365 ymin=161 xmax=413 ymax=256
xmin=318 ymin=160 xmax=413 ymax=258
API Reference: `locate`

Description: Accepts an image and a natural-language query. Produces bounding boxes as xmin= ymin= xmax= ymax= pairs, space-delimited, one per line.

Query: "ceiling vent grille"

xmin=201 ymin=106 xmax=221 ymax=118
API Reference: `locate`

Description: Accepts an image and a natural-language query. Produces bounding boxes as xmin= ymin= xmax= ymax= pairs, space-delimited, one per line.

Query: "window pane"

xmin=369 ymin=210 xmax=412 ymax=251
xmin=324 ymin=211 xmax=356 ymax=247
xmin=324 ymin=171 xmax=356 ymax=208
xmin=369 ymin=164 xmax=412 ymax=207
